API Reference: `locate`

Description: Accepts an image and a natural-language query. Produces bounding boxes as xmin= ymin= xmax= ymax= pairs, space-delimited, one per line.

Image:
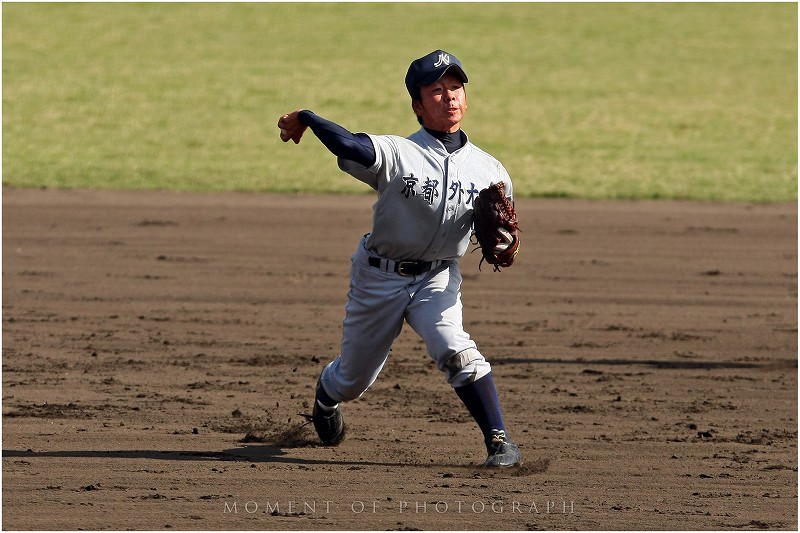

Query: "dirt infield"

xmin=2 ymin=187 xmax=797 ymax=530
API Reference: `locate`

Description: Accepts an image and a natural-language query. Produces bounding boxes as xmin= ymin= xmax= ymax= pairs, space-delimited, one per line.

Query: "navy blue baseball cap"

xmin=405 ymin=50 xmax=468 ymax=99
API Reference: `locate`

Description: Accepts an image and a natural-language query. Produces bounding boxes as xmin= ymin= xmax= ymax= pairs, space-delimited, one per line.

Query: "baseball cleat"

xmin=484 ymin=430 xmax=522 ymax=467
xmin=304 ymin=377 xmax=345 ymax=446
xmin=310 ymin=402 xmax=345 ymax=446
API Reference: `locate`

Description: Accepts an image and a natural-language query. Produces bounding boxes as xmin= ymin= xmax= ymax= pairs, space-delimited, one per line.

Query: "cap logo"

xmin=433 ymin=52 xmax=450 ymax=68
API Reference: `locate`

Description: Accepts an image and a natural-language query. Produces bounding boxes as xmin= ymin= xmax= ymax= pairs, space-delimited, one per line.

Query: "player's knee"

xmin=443 ymin=348 xmax=492 ymax=388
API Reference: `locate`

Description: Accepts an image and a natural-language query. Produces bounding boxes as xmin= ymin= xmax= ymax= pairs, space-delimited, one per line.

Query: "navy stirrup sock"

xmin=455 ymin=372 xmax=506 ymax=438
xmin=316 ymin=381 xmax=339 ymax=412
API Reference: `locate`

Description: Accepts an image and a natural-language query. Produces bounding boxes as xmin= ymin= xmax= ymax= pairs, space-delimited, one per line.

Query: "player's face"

xmin=413 ymin=72 xmax=467 ymax=133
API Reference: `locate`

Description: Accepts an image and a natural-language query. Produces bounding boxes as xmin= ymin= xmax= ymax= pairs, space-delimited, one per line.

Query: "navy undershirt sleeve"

xmin=298 ymin=110 xmax=376 ymax=168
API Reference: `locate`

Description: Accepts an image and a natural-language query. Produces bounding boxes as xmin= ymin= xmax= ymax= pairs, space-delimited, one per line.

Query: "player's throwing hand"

xmin=277 ymin=111 xmax=307 ymax=144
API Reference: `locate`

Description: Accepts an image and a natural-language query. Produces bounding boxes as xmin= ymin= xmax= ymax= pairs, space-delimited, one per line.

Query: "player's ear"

xmin=411 ymin=99 xmax=425 ymax=125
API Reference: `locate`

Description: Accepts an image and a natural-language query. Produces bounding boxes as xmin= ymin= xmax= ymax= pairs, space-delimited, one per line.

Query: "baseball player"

xmin=278 ymin=50 xmax=521 ymax=467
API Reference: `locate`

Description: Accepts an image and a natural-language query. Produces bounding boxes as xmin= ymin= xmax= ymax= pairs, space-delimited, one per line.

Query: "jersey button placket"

xmin=441 ymin=159 xmax=454 ymax=244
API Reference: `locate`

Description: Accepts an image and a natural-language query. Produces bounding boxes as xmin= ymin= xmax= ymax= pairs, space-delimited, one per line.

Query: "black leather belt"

xmin=368 ymin=256 xmax=434 ymax=277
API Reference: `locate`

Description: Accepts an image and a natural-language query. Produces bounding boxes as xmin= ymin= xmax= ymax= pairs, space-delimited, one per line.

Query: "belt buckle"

xmin=396 ymin=261 xmax=416 ymax=276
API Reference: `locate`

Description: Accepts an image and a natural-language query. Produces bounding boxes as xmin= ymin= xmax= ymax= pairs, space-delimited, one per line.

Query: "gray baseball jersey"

xmin=338 ymin=128 xmax=513 ymax=262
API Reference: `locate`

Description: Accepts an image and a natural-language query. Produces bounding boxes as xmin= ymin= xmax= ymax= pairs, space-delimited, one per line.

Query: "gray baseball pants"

xmin=320 ymin=235 xmax=491 ymax=402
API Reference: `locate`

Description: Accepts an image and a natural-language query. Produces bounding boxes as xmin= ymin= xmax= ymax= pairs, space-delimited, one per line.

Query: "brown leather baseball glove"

xmin=472 ymin=182 xmax=520 ymax=271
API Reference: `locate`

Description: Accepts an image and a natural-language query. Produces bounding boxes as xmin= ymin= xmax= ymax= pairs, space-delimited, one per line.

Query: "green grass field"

xmin=3 ymin=2 xmax=797 ymax=201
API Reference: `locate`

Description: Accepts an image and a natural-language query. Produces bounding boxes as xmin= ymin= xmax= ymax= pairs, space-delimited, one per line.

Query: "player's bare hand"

xmin=278 ymin=111 xmax=307 ymax=144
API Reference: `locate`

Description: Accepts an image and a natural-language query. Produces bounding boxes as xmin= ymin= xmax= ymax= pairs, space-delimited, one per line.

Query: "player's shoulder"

xmin=462 ymin=136 xmax=502 ymax=163
xmin=369 ymin=132 xmax=419 ymax=151
xmin=406 ymin=128 xmax=439 ymax=148
xmin=463 ymin=137 xmax=509 ymax=175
